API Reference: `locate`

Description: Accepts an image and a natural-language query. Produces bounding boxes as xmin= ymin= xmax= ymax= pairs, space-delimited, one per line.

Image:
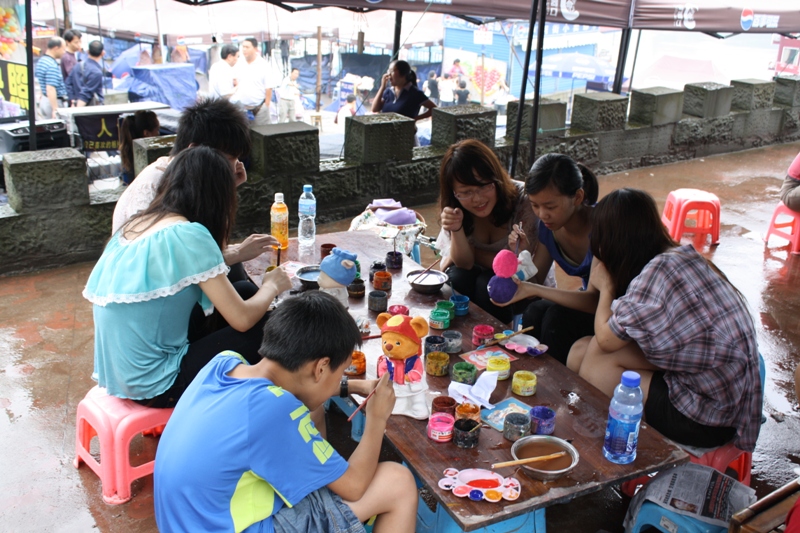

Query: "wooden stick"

xmin=412 ymin=257 xmax=442 ymax=284
xmin=484 ymin=326 xmax=535 ymax=348
xmin=491 ymin=451 xmax=567 ymax=469
xmin=361 ymin=334 xmax=381 ymax=340
xmin=276 ymin=247 xmax=281 ymax=267
xmin=347 ymin=387 xmax=377 ymax=422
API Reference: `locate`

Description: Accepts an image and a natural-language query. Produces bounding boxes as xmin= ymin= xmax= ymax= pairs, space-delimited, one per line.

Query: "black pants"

xmin=447 ymin=265 xmax=525 ymax=324
xmin=522 ymin=299 xmax=595 ymax=365
xmin=137 ymin=280 xmax=268 ymax=408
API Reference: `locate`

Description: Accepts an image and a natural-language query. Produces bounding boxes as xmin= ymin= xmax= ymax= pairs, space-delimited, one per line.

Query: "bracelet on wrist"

xmin=450 ymin=224 xmax=463 ymax=233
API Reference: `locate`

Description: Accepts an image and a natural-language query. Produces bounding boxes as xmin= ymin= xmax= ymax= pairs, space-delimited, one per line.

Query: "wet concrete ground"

xmin=1 ymin=141 xmax=799 ymax=532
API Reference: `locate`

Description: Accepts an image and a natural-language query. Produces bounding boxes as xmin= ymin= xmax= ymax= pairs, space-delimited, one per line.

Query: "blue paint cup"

xmin=450 ymin=294 xmax=470 ymax=316
xmin=530 ymin=406 xmax=556 ymax=435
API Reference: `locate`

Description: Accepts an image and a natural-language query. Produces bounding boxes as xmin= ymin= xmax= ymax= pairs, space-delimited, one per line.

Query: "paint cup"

xmin=427 ymin=412 xmax=455 ymax=443
xmin=487 ymin=356 xmax=511 ymax=380
xmin=435 ymin=300 xmax=456 ymax=320
xmin=442 ymin=330 xmax=462 ymax=353
xmin=425 ymin=351 xmax=450 ymax=377
xmin=472 ymin=324 xmax=494 ymax=346
xmin=373 ymin=271 xmax=392 ymax=292
xmin=368 ymin=290 xmax=388 ymax=313
xmin=431 ymin=395 xmax=457 ymax=418
xmin=530 ymin=406 xmax=556 ymax=435
xmin=369 ymin=260 xmax=386 ymax=282
xmin=385 ymin=251 xmax=404 ymax=270
xmin=503 ymin=412 xmax=531 ymax=442
xmin=453 ymin=418 xmax=481 ymax=449
xmin=429 ymin=309 xmax=450 ymax=330
xmin=424 ymin=335 xmax=446 ymax=355
xmin=347 ymin=278 xmax=365 ymax=299
xmin=388 ymin=304 xmax=409 ymax=316
xmin=450 ymin=294 xmax=470 ymax=316
xmin=320 ymin=243 xmax=336 ymax=259
xmin=512 ymin=371 xmax=537 ymax=396
xmin=344 ymin=351 xmax=366 ymax=376
xmin=450 ymin=362 xmax=478 ymax=385
xmin=455 ymin=402 xmax=481 ymax=423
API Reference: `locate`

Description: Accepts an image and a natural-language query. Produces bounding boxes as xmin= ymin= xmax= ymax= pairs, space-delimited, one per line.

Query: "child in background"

xmin=455 ymin=80 xmax=470 ymax=105
xmin=154 ymin=291 xmax=418 ymax=533
xmin=118 ymin=110 xmax=160 ymax=185
xmin=780 ymin=150 xmax=800 ymax=213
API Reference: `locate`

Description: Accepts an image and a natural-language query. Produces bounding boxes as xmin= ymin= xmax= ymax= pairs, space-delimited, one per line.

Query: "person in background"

xmin=278 ymin=68 xmax=301 ymax=123
xmin=780 ymin=150 xmax=800 ymax=213
xmin=35 ymin=37 xmax=67 ymax=119
xmin=455 ymin=80 xmax=470 ymax=105
xmin=439 ymin=73 xmax=455 ymax=107
xmin=372 ymin=59 xmax=436 ymax=121
xmin=567 ymin=188 xmax=761 ymax=452
xmin=335 ymin=93 xmax=358 ymax=131
xmin=231 ymin=37 xmax=280 ymax=126
xmin=66 ymin=40 xmax=105 ymax=107
xmin=492 ymin=79 xmax=511 ymax=115
xmin=280 ymin=38 xmax=290 ymax=74
xmin=436 ymin=139 xmax=539 ymax=324
xmin=208 ymin=43 xmax=239 ymax=99
xmin=118 ymin=110 xmax=161 ymax=186
xmin=449 ymin=58 xmax=466 ymax=80
xmin=423 ymin=70 xmax=440 ymax=105
xmin=61 ymin=29 xmax=82 ymax=80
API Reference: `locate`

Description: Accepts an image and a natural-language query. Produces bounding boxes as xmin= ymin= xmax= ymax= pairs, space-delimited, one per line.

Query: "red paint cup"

xmin=472 ymin=324 xmax=494 ymax=346
xmin=388 ymin=304 xmax=409 ymax=316
xmin=320 ymin=243 xmax=336 ymax=259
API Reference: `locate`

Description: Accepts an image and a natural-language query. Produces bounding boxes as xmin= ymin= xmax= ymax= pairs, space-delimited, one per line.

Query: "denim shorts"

xmin=273 ymin=487 xmax=365 ymax=533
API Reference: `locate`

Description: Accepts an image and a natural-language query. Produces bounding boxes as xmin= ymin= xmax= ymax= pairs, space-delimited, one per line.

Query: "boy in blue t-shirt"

xmin=154 ymin=291 xmax=417 ymax=533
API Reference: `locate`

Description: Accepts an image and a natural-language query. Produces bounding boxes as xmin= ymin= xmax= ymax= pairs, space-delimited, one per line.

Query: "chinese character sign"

xmin=75 ymin=114 xmax=120 ymax=151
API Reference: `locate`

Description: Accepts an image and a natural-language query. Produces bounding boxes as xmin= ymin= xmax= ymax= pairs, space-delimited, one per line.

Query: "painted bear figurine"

xmin=376 ymin=313 xmax=428 ymax=385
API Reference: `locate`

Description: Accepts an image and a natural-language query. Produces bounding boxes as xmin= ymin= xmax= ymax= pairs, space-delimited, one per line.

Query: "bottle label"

xmin=299 ymin=199 xmax=316 ymax=217
xmin=271 ymin=211 xmax=289 ymax=245
xmin=603 ymin=414 xmax=640 ymax=456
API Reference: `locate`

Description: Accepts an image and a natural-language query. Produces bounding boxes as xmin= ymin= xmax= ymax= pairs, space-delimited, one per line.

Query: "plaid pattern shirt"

xmin=608 ymin=245 xmax=762 ymax=452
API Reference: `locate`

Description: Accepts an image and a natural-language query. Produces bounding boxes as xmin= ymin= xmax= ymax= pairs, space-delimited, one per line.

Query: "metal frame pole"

xmin=26 ymin=0 xmax=36 ymax=150
xmin=612 ymin=28 xmax=632 ymax=94
xmin=528 ymin=0 xmax=547 ymax=166
xmin=509 ymin=0 xmax=539 ymax=178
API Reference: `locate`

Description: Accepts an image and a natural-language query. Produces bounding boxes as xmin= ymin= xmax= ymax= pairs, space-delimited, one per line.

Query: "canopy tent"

xmin=534 ymin=52 xmax=617 ymax=84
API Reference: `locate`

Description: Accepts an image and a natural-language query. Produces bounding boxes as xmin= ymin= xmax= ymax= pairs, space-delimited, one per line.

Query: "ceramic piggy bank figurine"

xmin=318 ymin=248 xmax=358 ymax=308
xmin=376 ymin=313 xmax=431 ymax=419
xmin=487 ymin=249 xmax=538 ymax=304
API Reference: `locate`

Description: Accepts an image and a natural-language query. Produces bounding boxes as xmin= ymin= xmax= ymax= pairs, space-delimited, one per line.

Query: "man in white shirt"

xmin=208 ymin=44 xmax=239 ymax=99
xmin=278 ymin=68 xmax=301 ymax=123
xmin=230 ymin=38 xmax=279 ymax=126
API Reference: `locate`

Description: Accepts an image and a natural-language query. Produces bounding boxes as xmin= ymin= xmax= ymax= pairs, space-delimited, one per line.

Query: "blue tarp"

xmin=127 ymin=64 xmax=197 ymax=111
xmin=110 ymin=43 xmax=152 ymax=79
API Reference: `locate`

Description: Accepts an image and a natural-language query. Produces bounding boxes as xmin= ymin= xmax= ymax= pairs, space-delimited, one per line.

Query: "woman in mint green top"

xmin=83 ymin=146 xmax=291 ymax=406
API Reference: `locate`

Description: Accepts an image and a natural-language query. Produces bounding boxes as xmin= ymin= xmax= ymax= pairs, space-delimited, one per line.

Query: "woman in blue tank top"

xmin=498 ymin=153 xmax=599 ymax=365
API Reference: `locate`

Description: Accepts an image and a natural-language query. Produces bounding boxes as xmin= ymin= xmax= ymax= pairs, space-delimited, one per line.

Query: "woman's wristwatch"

xmin=340 ymin=375 xmax=349 ymax=398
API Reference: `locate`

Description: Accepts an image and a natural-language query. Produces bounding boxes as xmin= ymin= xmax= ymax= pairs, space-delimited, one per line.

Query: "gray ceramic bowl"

xmin=407 ymin=269 xmax=449 ymax=294
xmin=296 ymin=265 xmax=321 ymax=290
xmin=510 ymin=435 xmax=580 ymax=481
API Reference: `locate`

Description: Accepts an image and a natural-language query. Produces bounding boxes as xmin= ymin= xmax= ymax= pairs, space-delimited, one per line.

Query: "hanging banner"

xmin=0 ymin=58 xmax=28 ymax=112
xmin=74 ymin=113 xmax=120 ymax=151
xmin=633 ymin=0 xmax=800 ymax=33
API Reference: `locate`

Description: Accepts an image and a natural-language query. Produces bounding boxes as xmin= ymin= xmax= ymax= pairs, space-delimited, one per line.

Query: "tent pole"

xmin=154 ymin=0 xmax=164 ymax=53
xmin=26 ymin=0 xmax=36 ymax=150
xmin=528 ymin=0 xmax=546 ymax=166
xmin=612 ymin=28 xmax=631 ymax=94
xmin=316 ymin=26 xmax=322 ymax=112
xmin=509 ymin=0 xmax=539 ymax=178
xmin=62 ymin=0 xmax=73 ymax=30
xmin=392 ymin=10 xmax=402 ymax=60
xmin=627 ymin=29 xmax=642 ymax=94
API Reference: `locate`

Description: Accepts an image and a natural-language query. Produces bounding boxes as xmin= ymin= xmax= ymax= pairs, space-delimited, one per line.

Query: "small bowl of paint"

xmin=487 ymin=356 xmax=511 ymax=380
xmin=425 ymin=351 xmax=450 ymax=377
xmin=344 ymin=351 xmax=366 ymax=376
xmin=530 ymin=406 xmax=556 ymax=435
xmin=442 ymin=330 xmax=462 ymax=353
xmin=472 ymin=324 xmax=494 ymax=346
xmin=512 ymin=371 xmax=537 ymax=396
xmin=368 ymin=290 xmax=388 ymax=313
xmin=455 ymin=402 xmax=481 ymax=423
xmin=503 ymin=412 xmax=531 ymax=442
xmin=511 ymin=436 xmax=579 ymax=481
xmin=429 ymin=309 xmax=450 ymax=330
xmin=424 ymin=335 xmax=446 ymax=355
xmin=385 ymin=251 xmax=404 ymax=270
xmin=450 ymin=294 xmax=470 ymax=316
xmin=372 ymin=271 xmax=392 ymax=292
xmin=450 ymin=362 xmax=478 ymax=385
xmin=453 ymin=418 xmax=481 ymax=449
xmin=438 ymin=468 xmax=521 ymax=502
xmin=347 ymin=278 xmax=365 ymax=299
xmin=505 ymin=343 xmax=530 ymax=354
xmin=435 ymin=300 xmax=455 ymax=320
xmin=388 ymin=304 xmax=409 ymax=316
xmin=527 ymin=344 xmax=549 ymax=357
xmin=431 ymin=395 xmax=457 ymax=417
xmin=427 ymin=412 xmax=455 ymax=443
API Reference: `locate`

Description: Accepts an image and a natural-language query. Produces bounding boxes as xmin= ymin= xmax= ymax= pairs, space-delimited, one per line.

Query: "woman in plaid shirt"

xmin=567 ymin=189 xmax=762 ymax=452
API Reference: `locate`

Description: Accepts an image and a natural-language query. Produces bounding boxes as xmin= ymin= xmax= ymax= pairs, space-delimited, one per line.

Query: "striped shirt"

xmin=608 ymin=245 xmax=762 ymax=452
xmin=35 ymin=55 xmax=67 ymax=98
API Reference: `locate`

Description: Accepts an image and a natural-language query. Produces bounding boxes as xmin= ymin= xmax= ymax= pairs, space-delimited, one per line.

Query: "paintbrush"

xmin=276 ymin=247 xmax=281 ymax=267
xmin=347 ymin=387 xmax=377 ymax=422
xmin=412 ymin=257 xmax=442 ymax=284
xmin=361 ymin=334 xmax=382 ymax=340
xmin=478 ymin=326 xmax=535 ymax=349
xmin=491 ymin=451 xmax=567 ymax=469
xmin=514 ymin=224 xmax=521 ymax=255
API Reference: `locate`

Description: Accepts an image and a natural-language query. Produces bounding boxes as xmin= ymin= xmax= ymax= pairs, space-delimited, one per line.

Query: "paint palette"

xmin=438 ymin=468 xmax=521 ymax=502
xmin=501 ymin=334 xmax=548 ymax=356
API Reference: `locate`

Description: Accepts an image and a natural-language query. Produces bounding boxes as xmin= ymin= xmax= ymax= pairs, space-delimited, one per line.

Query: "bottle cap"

xmin=621 ymin=371 xmax=641 ymax=388
xmin=275 ymin=193 xmax=284 ymax=203
xmin=303 ymin=184 xmax=312 ymax=193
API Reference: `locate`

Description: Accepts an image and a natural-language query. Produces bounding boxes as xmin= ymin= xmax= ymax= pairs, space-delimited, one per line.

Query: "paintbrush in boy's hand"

xmin=347 ymin=387 xmax=377 ymax=422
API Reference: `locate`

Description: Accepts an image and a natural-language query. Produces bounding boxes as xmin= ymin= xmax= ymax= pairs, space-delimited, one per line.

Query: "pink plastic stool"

xmin=622 ymin=443 xmax=751 ymax=497
xmin=661 ymin=189 xmax=721 ymax=245
xmin=74 ymin=386 xmax=173 ymax=504
xmin=764 ymin=202 xmax=800 ymax=255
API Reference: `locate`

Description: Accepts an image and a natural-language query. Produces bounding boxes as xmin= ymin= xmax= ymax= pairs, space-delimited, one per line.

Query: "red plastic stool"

xmin=764 ymin=202 xmax=800 ymax=255
xmin=622 ymin=443 xmax=751 ymax=497
xmin=74 ymin=386 xmax=173 ymax=504
xmin=661 ymin=189 xmax=721 ymax=244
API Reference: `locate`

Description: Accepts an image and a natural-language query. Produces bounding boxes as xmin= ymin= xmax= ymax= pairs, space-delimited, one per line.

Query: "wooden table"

xmin=245 ymin=231 xmax=689 ymax=533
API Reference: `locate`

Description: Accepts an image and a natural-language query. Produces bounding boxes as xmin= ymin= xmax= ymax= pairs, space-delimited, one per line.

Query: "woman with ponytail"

xmin=119 ymin=110 xmax=160 ymax=185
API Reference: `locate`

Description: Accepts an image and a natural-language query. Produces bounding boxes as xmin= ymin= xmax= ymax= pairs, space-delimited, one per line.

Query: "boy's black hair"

xmin=220 ymin=44 xmax=239 ymax=60
xmin=258 ymin=292 xmax=362 ymax=372
xmin=459 ymin=80 xmax=467 ymax=89
xmin=171 ymin=97 xmax=251 ymax=159
xmin=243 ymin=37 xmax=259 ymax=48
xmin=63 ymin=29 xmax=82 ymax=43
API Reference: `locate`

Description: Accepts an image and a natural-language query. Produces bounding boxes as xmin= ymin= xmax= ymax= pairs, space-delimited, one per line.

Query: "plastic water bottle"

xmin=298 ymin=184 xmax=316 ymax=245
xmin=270 ymin=193 xmax=289 ymax=250
xmin=603 ymin=370 xmax=643 ymax=464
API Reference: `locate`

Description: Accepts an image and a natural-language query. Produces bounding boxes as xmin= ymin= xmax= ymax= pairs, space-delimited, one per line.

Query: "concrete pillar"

xmin=431 ymin=104 xmax=497 ymax=147
xmin=628 ymin=87 xmax=685 ymax=126
xmin=731 ymin=79 xmax=775 ymax=111
xmin=683 ymin=82 xmax=733 ymax=119
xmin=344 ymin=113 xmax=415 ymax=164
xmin=3 ymin=148 xmax=88 ymax=214
xmin=571 ymin=92 xmax=628 ymax=132
xmin=133 ymin=135 xmax=176 ymax=177
xmin=774 ymin=76 xmax=800 ymax=107
xmin=250 ymin=122 xmax=320 ymax=178
xmin=505 ymin=98 xmax=567 ymax=140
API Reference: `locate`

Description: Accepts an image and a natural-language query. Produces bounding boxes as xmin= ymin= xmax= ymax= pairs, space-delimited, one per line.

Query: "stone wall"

xmin=2 ymin=76 xmax=800 ymax=275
